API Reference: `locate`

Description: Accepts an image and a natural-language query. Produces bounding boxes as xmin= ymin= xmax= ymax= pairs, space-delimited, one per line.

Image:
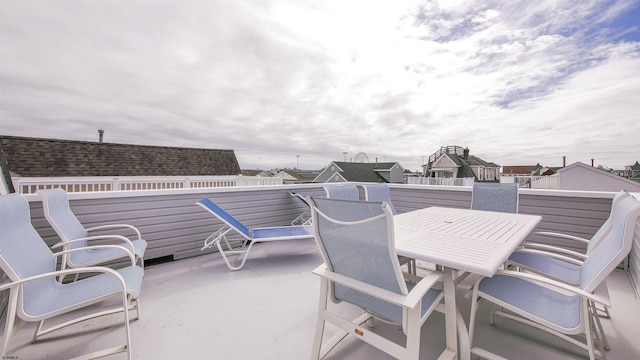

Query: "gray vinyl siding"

xmin=20 ymin=184 xmax=639 ymax=296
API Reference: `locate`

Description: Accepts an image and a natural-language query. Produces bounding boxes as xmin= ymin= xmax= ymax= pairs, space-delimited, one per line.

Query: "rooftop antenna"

xmin=342 ymin=152 xmax=347 ymax=161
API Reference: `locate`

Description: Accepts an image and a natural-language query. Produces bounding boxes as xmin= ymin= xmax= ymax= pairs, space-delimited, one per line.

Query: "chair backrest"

xmin=362 ymin=183 xmax=396 ymax=215
xmin=0 ymin=194 xmax=56 ymax=281
xmin=38 ymin=188 xmax=89 ymax=249
xmin=323 ymin=185 xmax=359 ymax=201
xmin=471 ymin=182 xmax=519 ymax=213
xmin=196 ymin=198 xmax=252 ymax=239
xmin=580 ymin=195 xmax=640 ymax=292
xmin=309 ymin=197 xmax=407 ymax=325
xmin=586 ymin=190 xmax=631 ymax=254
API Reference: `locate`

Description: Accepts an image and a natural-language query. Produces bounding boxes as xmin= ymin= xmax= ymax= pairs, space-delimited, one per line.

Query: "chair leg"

xmin=310 ymin=279 xmax=329 ymax=360
xmin=583 ymin=303 xmax=597 ymax=360
xmin=1 ymin=289 xmax=19 ymax=357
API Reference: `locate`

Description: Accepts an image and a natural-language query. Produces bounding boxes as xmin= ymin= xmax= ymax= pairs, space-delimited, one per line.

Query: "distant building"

xmin=313 ymin=161 xmax=405 ymax=183
xmin=627 ymin=161 xmax=640 ymax=182
xmin=548 ymin=162 xmax=640 ymax=192
xmin=0 ymin=135 xmax=241 ymax=177
xmin=424 ymin=146 xmax=500 ymax=182
xmin=270 ymin=169 xmax=319 ymax=184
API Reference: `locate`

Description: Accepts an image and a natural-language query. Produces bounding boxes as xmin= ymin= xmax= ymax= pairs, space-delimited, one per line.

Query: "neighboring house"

xmin=550 ymin=162 xmax=640 ymax=192
xmin=424 ymin=146 xmax=500 ymax=182
xmin=628 ymin=161 xmax=640 ymax=182
xmin=271 ymin=169 xmax=319 ymax=184
xmin=313 ymin=161 xmax=405 ymax=183
xmin=241 ymin=169 xmax=272 ymax=177
xmin=0 ymin=135 xmax=241 ymax=177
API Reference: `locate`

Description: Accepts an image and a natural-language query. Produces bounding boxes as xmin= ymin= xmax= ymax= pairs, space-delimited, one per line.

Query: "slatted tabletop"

xmin=394 ymin=207 xmax=542 ymax=277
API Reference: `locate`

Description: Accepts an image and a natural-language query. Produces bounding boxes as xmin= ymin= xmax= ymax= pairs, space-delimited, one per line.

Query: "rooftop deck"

xmin=4 ymin=184 xmax=640 ymax=359
xmin=4 ymin=239 xmax=639 ymax=359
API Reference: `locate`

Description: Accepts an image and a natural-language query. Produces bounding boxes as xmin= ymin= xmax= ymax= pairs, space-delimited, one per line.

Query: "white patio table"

xmin=394 ymin=206 xmax=542 ymax=359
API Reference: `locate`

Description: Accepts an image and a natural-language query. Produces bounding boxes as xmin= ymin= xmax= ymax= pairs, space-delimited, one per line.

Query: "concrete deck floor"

xmin=3 ymin=238 xmax=640 ymax=359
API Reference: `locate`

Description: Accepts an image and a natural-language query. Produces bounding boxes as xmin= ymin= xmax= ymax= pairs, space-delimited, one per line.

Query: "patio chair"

xmin=468 ymin=194 xmax=640 ymax=360
xmin=0 ymin=193 xmax=143 ymax=359
xmin=509 ymin=190 xmax=631 ymax=284
xmin=470 ymin=182 xmax=519 ymax=213
xmin=508 ymin=190 xmax=632 ymax=320
xmin=323 ymin=184 xmax=359 ymax=201
xmin=38 ymin=188 xmax=147 ymax=271
xmin=308 ymin=197 xmax=458 ymax=359
xmin=196 ymin=198 xmax=313 ymax=270
xmin=362 ymin=183 xmax=416 ymax=275
xmin=289 ymin=191 xmax=312 ymax=225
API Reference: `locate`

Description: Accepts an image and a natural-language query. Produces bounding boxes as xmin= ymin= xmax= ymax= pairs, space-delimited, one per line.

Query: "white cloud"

xmin=0 ymin=0 xmax=638 ymax=172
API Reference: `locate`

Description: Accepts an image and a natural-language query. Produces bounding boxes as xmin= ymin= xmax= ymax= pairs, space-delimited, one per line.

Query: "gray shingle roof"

xmin=0 ymin=135 xmax=240 ymax=177
xmin=331 ymin=161 xmax=397 ymax=182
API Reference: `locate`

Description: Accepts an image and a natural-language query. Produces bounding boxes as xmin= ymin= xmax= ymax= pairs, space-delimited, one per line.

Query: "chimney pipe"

xmin=562 ymin=156 xmax=566 ymax=167
xmin=591 ymin=158 xmax=594 ymax=167
xmin=98 ymin=129 xmax=104 ymax=143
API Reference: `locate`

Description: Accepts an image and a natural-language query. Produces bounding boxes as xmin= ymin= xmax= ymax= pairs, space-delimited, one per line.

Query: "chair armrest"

xmin=511 ymin=248 xmax=585 ymax=265
xmin=52 ymin=234 xmax=136 ymax=252
xmin=0 ymin=265 xmax=128 ymax=294
xmin=489 ymin=269 xmax=611 ymax=307
xmin=313 ymin=264 xmax=444 ymax=309
xmin=532 ymin=231 xmax=590 ymax=244
xmin=53 ymin=244 xmax=136 ymax=266
xmin=85 ymin=224 xmax=142 ymax=240
xmin=520 ymin=242 xmax=588 ymax=260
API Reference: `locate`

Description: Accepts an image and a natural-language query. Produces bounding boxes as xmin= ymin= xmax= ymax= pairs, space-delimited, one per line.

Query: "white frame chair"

xmin=469 ymin=195 xmax=640 ymax=360
xmin=308 ymin=197 xmax=458 ymax=359
xmin=0 ymin=193 xmax=143 ymax=359
xmin=470 ymin=182 xmax=519 ymax=213
xmin=362 ymin=183 xmax=416 ymax=275
xmin=38 ymin=188 xmax=147 ymax=271
xmin=323 ymin=184 xmax=359 ymax=201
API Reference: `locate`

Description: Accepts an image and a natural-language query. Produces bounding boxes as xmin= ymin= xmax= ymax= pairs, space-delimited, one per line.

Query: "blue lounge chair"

xmin=289 ymin=191 xmax=312 ymax=225
xmin=196 ymin=198 xmax=313 ymax=270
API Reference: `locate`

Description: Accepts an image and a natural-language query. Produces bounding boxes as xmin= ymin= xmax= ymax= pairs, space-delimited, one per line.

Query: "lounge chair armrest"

xmin=85 ymin=224 xmax=142 ymax=240
xmin=313 ymin=264 xmax=443 ymax=309
xmin=511 ymin=248 xmax=585 ymax=265
xmin=53 ymin=244 xmax=136 ymax=266
xmin=0 ymin=265 xmax=128 ymax=294
xmin=532 ymin=231 xmax=590 ymax=244
xmin=489 ymin=269 xmax=611 ymax=307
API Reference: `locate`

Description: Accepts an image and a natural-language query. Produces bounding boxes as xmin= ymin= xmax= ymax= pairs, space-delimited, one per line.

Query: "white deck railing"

xmin=11 ymin=175 xmax=283 ymax=194
xmin=500 ymin=175 xmax=559 ymax=189
xmin=408 ymin=177 xmax=474 ymax=186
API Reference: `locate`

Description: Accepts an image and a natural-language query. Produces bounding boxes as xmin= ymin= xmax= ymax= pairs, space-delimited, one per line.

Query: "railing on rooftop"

xmin=408 ymin=177 xmax=474 ymax=186
xmin=501 ymin=175 xmax=559 ymax=189
xmin=11 ymin=175 xmax=283 ymax=194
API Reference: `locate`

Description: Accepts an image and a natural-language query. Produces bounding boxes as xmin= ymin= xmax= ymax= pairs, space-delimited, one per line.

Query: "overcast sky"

xmin=1 ymin=0 xmax=639 ymax=172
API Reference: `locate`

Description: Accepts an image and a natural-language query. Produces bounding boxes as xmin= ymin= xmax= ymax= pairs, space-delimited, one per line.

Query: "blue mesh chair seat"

xmin=471 ymin=182 xmax=519 ymax=213
xmin=309 ymin=197 xmax=458 ymax=359
xmin=362 ymin=183 xmax=416 ymax=274
xmin=0 ymin=193 xmax=143 ymax=359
